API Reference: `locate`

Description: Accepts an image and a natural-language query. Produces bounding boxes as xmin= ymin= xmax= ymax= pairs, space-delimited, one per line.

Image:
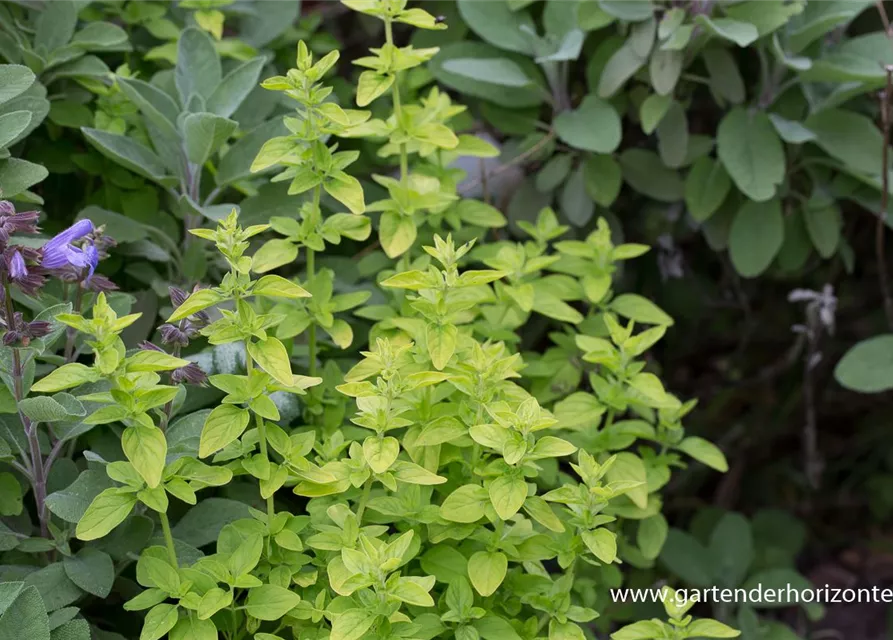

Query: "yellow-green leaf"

xmin=199 ymin=404 xmax=250 ymax=458
xmin=247 ymin=337 xmax=294 ymax=385
xmin=76 ymin=488 xmax=137 ymax=541
xmin=122 ymin=426 xmax=167 ymax=488
xmin=31 ymin=363 xmax=98 ymax=393
xmin=467 ymin=551 xmax=507 ymax=596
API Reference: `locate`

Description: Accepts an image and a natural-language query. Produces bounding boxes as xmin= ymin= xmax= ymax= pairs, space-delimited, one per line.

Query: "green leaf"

xmin=18 ymin=394 xmax=85 ymax=423
xmin=649 ymin=49 xmax=683 ymax=96
xmin=81 ymin=128 xmax=169 ymax=185
xmin=729 ymin=198 xmax=784 ymax=278
xmin=122 ymin=426 xmax=167 ymax=488
xmin=71 ymin=21 xmax=129 ymax=48
xmin=172 ymin=498 xmax=251 ymax=547
xmin=488 ymin=475 xmax=527 ymax=520
xmin=330 ymin=609 xmax=376 ymax=640
xmin=677 ymin=436 xmax=729 ymax=472
xmin=805 ymin=108 xmax=883 ymax=176
xmin=0 ymin=111 xmax=32 ymax=149
xmin=183 ymin=112 xmax=238 ymax=165
xmin=0 ymin=158 xmax=49 ymax=199
xmin=561 ymin=166 xmax=594 ymax=227
xmin=598 ymin=0 xmax=653 ymax=21
xmin=610 ymin=294 xmax=673 ymax=326
xmin=659 ymin=529 xmax=713 ymax=586
xmin=218 ymin=118 xmax=289 ymax=185
xmin=640 ymin=94 xmax=672 ymax=134
xmin=441 ymin=58 xmax=532 ymax=88
xmin=379 ymin=212 xmax=416 ymax=258
xmin=549 ymin=620 xmax=585 ymax=640
xmin=804 ymin=195 xmax=841 ymax=258
xmin=717 ymin=108 xmax=784 ymax=202
xmin=725 ymin=0 xmax=803 ymax=36
xmin=76 ymin=488 xmax=137 ymax=541
xmin=583 ymin=154 xmax=622 ymax=207
xmin=198 ymin=404 xmax=251 ymax=457
xmin=555 ymin=95 xmax=621 ymax=154
xmin=522 ymin=496 xmax=565 ymax=532
xmin=0 ymin=65 xmax=36 ymax=104
xmin=685 ymin=619 xmax=741 ymax=638
xmin=582 ymin=528 xmax=617 ymax=564
xmin=421 ymin=546 xmax=468 ymax=584
xmin=656 ymin=100 xmax=688 ymax=169
xmin=426 ymin=323 xmax=457 ymax=370
xmin=835 ymin=334 xmax=893 ymax=393
xmin=244 ymin=584 xmax=301 ymax=621
xmin=116 ymin=77 xmax=180 ymax=141
xmin=77 ymin=206 xmax=149 ymax=243
xmin=710 ymin=512 xmax=754 ymax=587
xmin=175 ymin=27 xmax=222 ymax=102
xmin=611 ymin=620 xmax=666 ymax=640
xmin=430 ymin=42 xmax=543 ymax=109
xmin=457 ymin=0 xmax=536 ymax=55
xmin=363 ymin=436 xmax=399 ymax=474
xmin=35 ymin=0 xmax=78 ymax=51
xmin=0 ymin=584 xmax=51 ymax=640
xmin=247 ymin=337 xmax=294 ymax=385
xmin=207 ymin=57 xmax=265 ymax=118
xmin=740 ymin=568 xmax=812 ymax=608
xmin=536 ymin=153 xmax=572 ymax=193
xmin=441 ymin=484 xmax=489 ymax=523
xmin=0 ymin=473 xmax=22 ymax=516
xmin=619 ymin=149 xmax=683 ymax=202
xmin=704 ymin=48 xmax=745 ymax=104
xmin=467 ymin=551 xmax=507 ymax=596
xmin=469 ymin=618 xmax=521 ymax=640
xmin=637 ymin=514 xmax=668 ymax=560
xmin=169 ymin=617 xmax=217 ymax=640
xmin=63 ymin=548 xmax=114 ymax=598
xmin=768 ymin=113 xmax=815 ymax=144
xmin=695 ymin=15 xmax=758 ymax=47
xmin=140 ymin=604 xmax=179 ymax=640
xmin=606 ymin=452 xmax=649 ymax=507
xmin=685 ymin=157 xmax=731 ymax=222
xmin=579 ymin=2 xmax=616 ymax=30
xmin=598 ymin=41 xmax=647 ymax=98
xmin=45 ymin=470 xmax=113 ymax=523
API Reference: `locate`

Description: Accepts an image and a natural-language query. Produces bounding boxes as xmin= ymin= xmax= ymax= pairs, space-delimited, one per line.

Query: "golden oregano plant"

xmin=59 ymin=2 xmax=738 ymax=639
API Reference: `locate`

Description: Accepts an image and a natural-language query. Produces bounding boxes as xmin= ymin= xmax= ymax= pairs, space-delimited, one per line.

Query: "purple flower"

xmin=2 ymin=246 xmax=45 ymax=295
xmin=0 ymin=201 xmax=39 ymax=248
xmin=41 ymin=219 xmax=98 ymax=277
xmin=2 ymin=311 xmax=51 ymax=347
xmin=8 ymin=251 xmax=27 ymax=279
xmin=139 ymin=341 xmax=207 ymax=386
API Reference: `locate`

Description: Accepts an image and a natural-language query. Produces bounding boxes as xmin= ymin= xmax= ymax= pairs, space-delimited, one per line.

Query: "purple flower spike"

xmin=41 ymin=219 xmax=99 ymax=277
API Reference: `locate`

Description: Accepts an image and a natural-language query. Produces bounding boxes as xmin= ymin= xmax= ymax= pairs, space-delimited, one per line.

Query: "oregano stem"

xmin=384 ymin=19 xmax=408 ymax=183
xmin=307 ymin=185 xmax=321 ymax=376
xmin=356 ymin=476 xmax=373 ymax=524
xmin=244 ymin=344 xmax=276 ymax=527
xmin=159 ymin=511 xmax=178 ymax=567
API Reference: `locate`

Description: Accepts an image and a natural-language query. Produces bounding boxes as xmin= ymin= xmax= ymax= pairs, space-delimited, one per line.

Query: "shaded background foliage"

xmin=2 ymin=0 xmax=893 ymax=639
